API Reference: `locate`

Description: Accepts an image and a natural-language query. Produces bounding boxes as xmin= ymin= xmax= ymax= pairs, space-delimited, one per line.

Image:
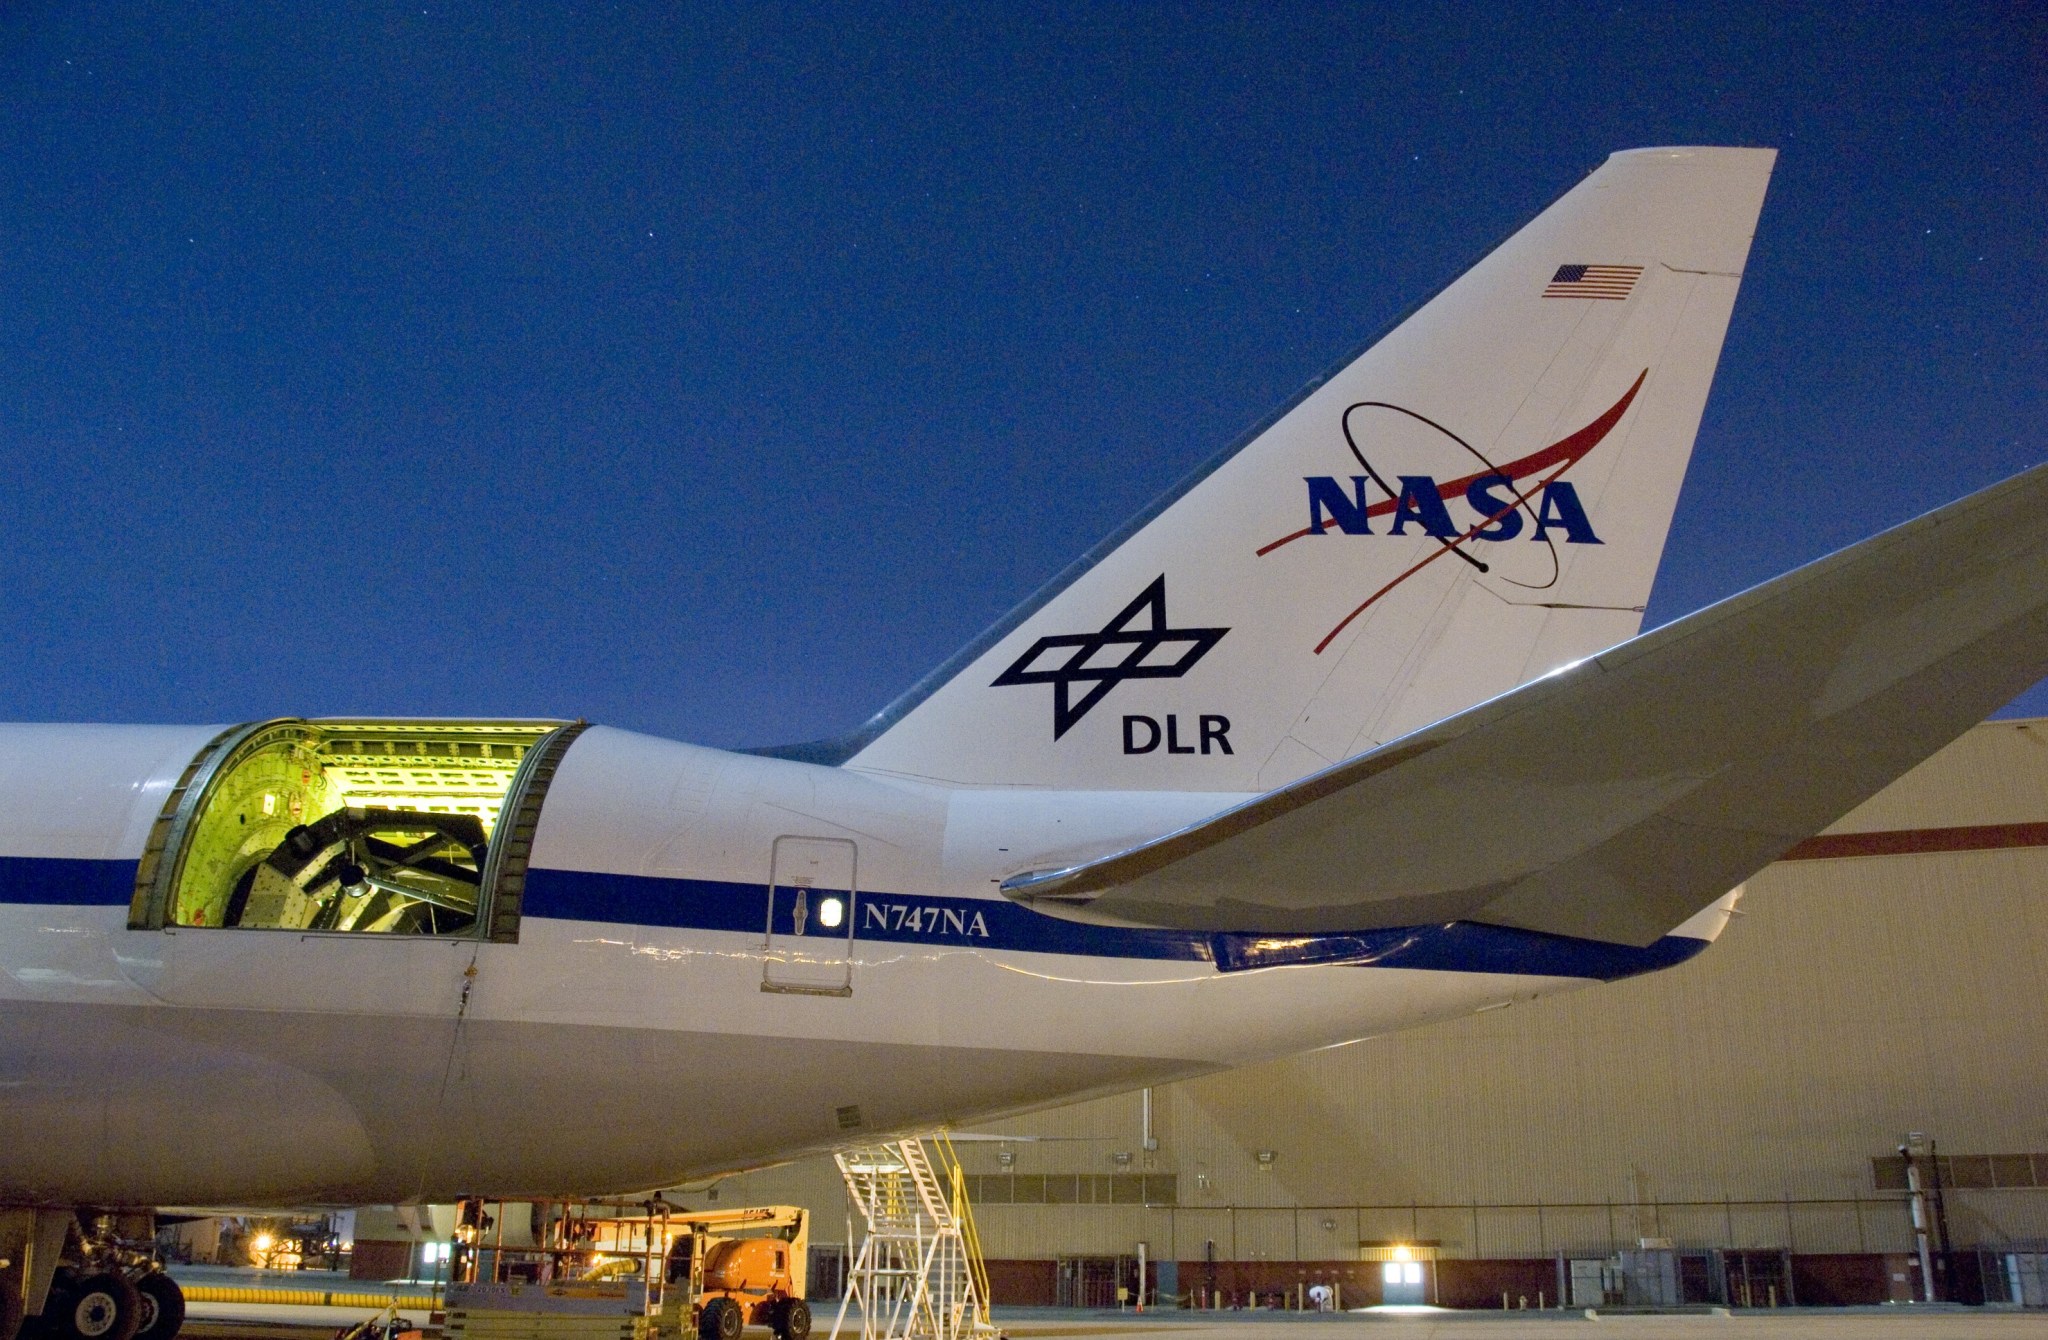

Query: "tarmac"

xmin=177 ymin=1306 xmax=2048 ymax=1340
xmin=992 ymin=1307 xmax=2048 ymax=1338
xmin=162 ymin=1268 xmax=2048 ymax=1340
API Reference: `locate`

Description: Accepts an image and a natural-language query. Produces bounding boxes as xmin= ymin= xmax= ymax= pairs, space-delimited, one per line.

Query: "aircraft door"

xmin=763 ymin=835 xmax=857 ymax=996
xmin=123 ymin=719 xmax=582 ymax=1014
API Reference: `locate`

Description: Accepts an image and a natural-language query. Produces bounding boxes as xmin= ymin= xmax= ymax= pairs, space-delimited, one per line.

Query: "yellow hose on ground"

xmin=180 ymin=1287 xmax=438 ymax=1308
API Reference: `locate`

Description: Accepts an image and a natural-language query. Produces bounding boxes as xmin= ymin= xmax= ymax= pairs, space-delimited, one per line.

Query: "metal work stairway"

xmin=828 ymin=1136 xmax=997 ymax=1340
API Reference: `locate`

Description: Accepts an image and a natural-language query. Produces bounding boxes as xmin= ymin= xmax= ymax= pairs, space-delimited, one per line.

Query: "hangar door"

xmin=763 ymin=835 xmax=857 ymax=997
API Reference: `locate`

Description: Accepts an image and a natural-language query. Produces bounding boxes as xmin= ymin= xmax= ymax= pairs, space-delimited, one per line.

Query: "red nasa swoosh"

xmin=1256 ymin=370 xmax=1647 ymax=654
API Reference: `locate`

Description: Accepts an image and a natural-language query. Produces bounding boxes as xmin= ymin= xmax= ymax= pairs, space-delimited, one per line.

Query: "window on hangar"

xmin=129 ymin=718 xmax=585 ymax=941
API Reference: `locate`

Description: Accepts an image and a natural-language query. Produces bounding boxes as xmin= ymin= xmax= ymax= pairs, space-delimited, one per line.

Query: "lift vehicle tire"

xmin=775 ymin=1299 xmax=810 ymax=1340
xmin=50 ymin=1274 xmax=140 ymax=1340
xmin=0 ymin=1274 xmax=25 ymax=1340
xmin=129 ymin=1276 xmax=183 ymax=1340
xmin=698 ymin=1298 xmax=742 ymax=1340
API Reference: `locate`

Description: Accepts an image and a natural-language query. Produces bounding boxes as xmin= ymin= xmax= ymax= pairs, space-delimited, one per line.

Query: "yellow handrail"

xmin=936 ymin=1132 xmax=993 ymax=1329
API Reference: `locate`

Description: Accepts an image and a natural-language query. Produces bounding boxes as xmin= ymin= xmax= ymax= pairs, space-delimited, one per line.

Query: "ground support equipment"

xmin=828 ymin=1137 xmax=996 ymax=1340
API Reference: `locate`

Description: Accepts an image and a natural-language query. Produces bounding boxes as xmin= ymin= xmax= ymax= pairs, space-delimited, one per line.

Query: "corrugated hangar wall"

xmin=714 ymin=719 xmax=2048 ymax=1265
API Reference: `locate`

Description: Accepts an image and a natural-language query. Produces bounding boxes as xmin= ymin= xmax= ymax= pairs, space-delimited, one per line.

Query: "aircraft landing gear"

xmin=43 ymin=1272 xmax=141 ymax=1340
xmin=129 ymin=1276 xmax=183 ymax=1340
xmin=0 ymin=1212 xmax=181 ymax=1340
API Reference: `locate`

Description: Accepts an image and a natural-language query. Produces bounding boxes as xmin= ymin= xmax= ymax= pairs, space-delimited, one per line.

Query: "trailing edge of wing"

xmin=1001 ymin=461 xmax=2048 ymax=947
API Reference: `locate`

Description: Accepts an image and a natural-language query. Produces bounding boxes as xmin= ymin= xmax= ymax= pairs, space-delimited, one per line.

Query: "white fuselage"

xmin=0 ymin=723 xmax=1709 ymax=1207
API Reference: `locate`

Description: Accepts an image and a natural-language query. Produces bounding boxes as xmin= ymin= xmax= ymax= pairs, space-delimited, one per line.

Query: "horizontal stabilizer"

xmin=1002 ymin=461 xmax=2048 ymax=946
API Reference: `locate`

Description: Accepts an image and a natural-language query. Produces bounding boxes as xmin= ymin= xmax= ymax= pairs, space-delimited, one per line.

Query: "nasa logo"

xmin=1302 ymin=473 xmax=1601 ymax=545
xmin=1260 ymin=370 xmax=1648 ymax=653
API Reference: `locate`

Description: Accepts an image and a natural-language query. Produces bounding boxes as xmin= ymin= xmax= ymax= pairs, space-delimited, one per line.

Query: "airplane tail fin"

xmin=806 ymin=147 xmax=1777 ymax=788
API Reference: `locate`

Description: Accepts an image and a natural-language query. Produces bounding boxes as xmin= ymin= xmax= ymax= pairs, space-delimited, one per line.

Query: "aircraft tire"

xmin=49 ymin=1274 xmax=140 ymax=1340
xmin=129 ymin=1276 xmax=183 ymax=1340
xmin=698 ymin=1298 xmax=742 ymax=1340
xmin=0 ymin=1273 xmax=24 ymax=1340
xmin=775 ymin=1298 xmax=810 ymax=1340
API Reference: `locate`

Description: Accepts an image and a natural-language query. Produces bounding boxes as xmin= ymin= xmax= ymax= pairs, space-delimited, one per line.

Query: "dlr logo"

xmin=1124 ymin=714 xmax=1233 ymax=755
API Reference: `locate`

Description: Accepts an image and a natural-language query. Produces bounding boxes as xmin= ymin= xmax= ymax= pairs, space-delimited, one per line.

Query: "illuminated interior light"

xmin=818 ymin=897 xmax=845 ymax=929
xmin=162 ymin=720 xmax=563 ymax=934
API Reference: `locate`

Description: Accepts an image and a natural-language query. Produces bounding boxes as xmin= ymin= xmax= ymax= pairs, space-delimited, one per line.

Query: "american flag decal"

xmin=1544 ymin=263 xmax=1644 ymax=300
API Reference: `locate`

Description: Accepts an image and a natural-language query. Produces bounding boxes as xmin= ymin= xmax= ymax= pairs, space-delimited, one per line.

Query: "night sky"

xmin=2 ymin=4 xmax=2042 ymax=750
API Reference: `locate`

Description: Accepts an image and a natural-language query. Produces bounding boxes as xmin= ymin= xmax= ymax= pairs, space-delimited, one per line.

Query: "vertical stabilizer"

xmin=828 ymin=147 xmax=1776 ymax=788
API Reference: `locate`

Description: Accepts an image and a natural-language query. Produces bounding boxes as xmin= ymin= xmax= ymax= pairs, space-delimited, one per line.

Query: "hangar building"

xmin=702 ymin=717 xmax=2048 ymax=1309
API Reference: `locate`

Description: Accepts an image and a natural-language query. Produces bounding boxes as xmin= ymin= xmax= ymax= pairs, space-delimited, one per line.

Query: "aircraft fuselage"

xmin=0 ymin=720 xmax=1707 ymax=1206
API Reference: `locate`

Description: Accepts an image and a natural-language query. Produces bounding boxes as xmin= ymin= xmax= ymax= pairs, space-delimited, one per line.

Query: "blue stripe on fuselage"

xmin=520 ymin=868 xmax=1707 ymax=982
xmin=0 ymin=856 xmax=1707 ymax=983
xmin=523 ymin=867 xmax=1212 ymax=961
xmin=0 ymin=855 xmax=139 ymax=906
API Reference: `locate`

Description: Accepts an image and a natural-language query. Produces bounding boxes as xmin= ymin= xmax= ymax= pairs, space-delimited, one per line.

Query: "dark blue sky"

xmin=2 ymin=3 xmax=2043 ymax=748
